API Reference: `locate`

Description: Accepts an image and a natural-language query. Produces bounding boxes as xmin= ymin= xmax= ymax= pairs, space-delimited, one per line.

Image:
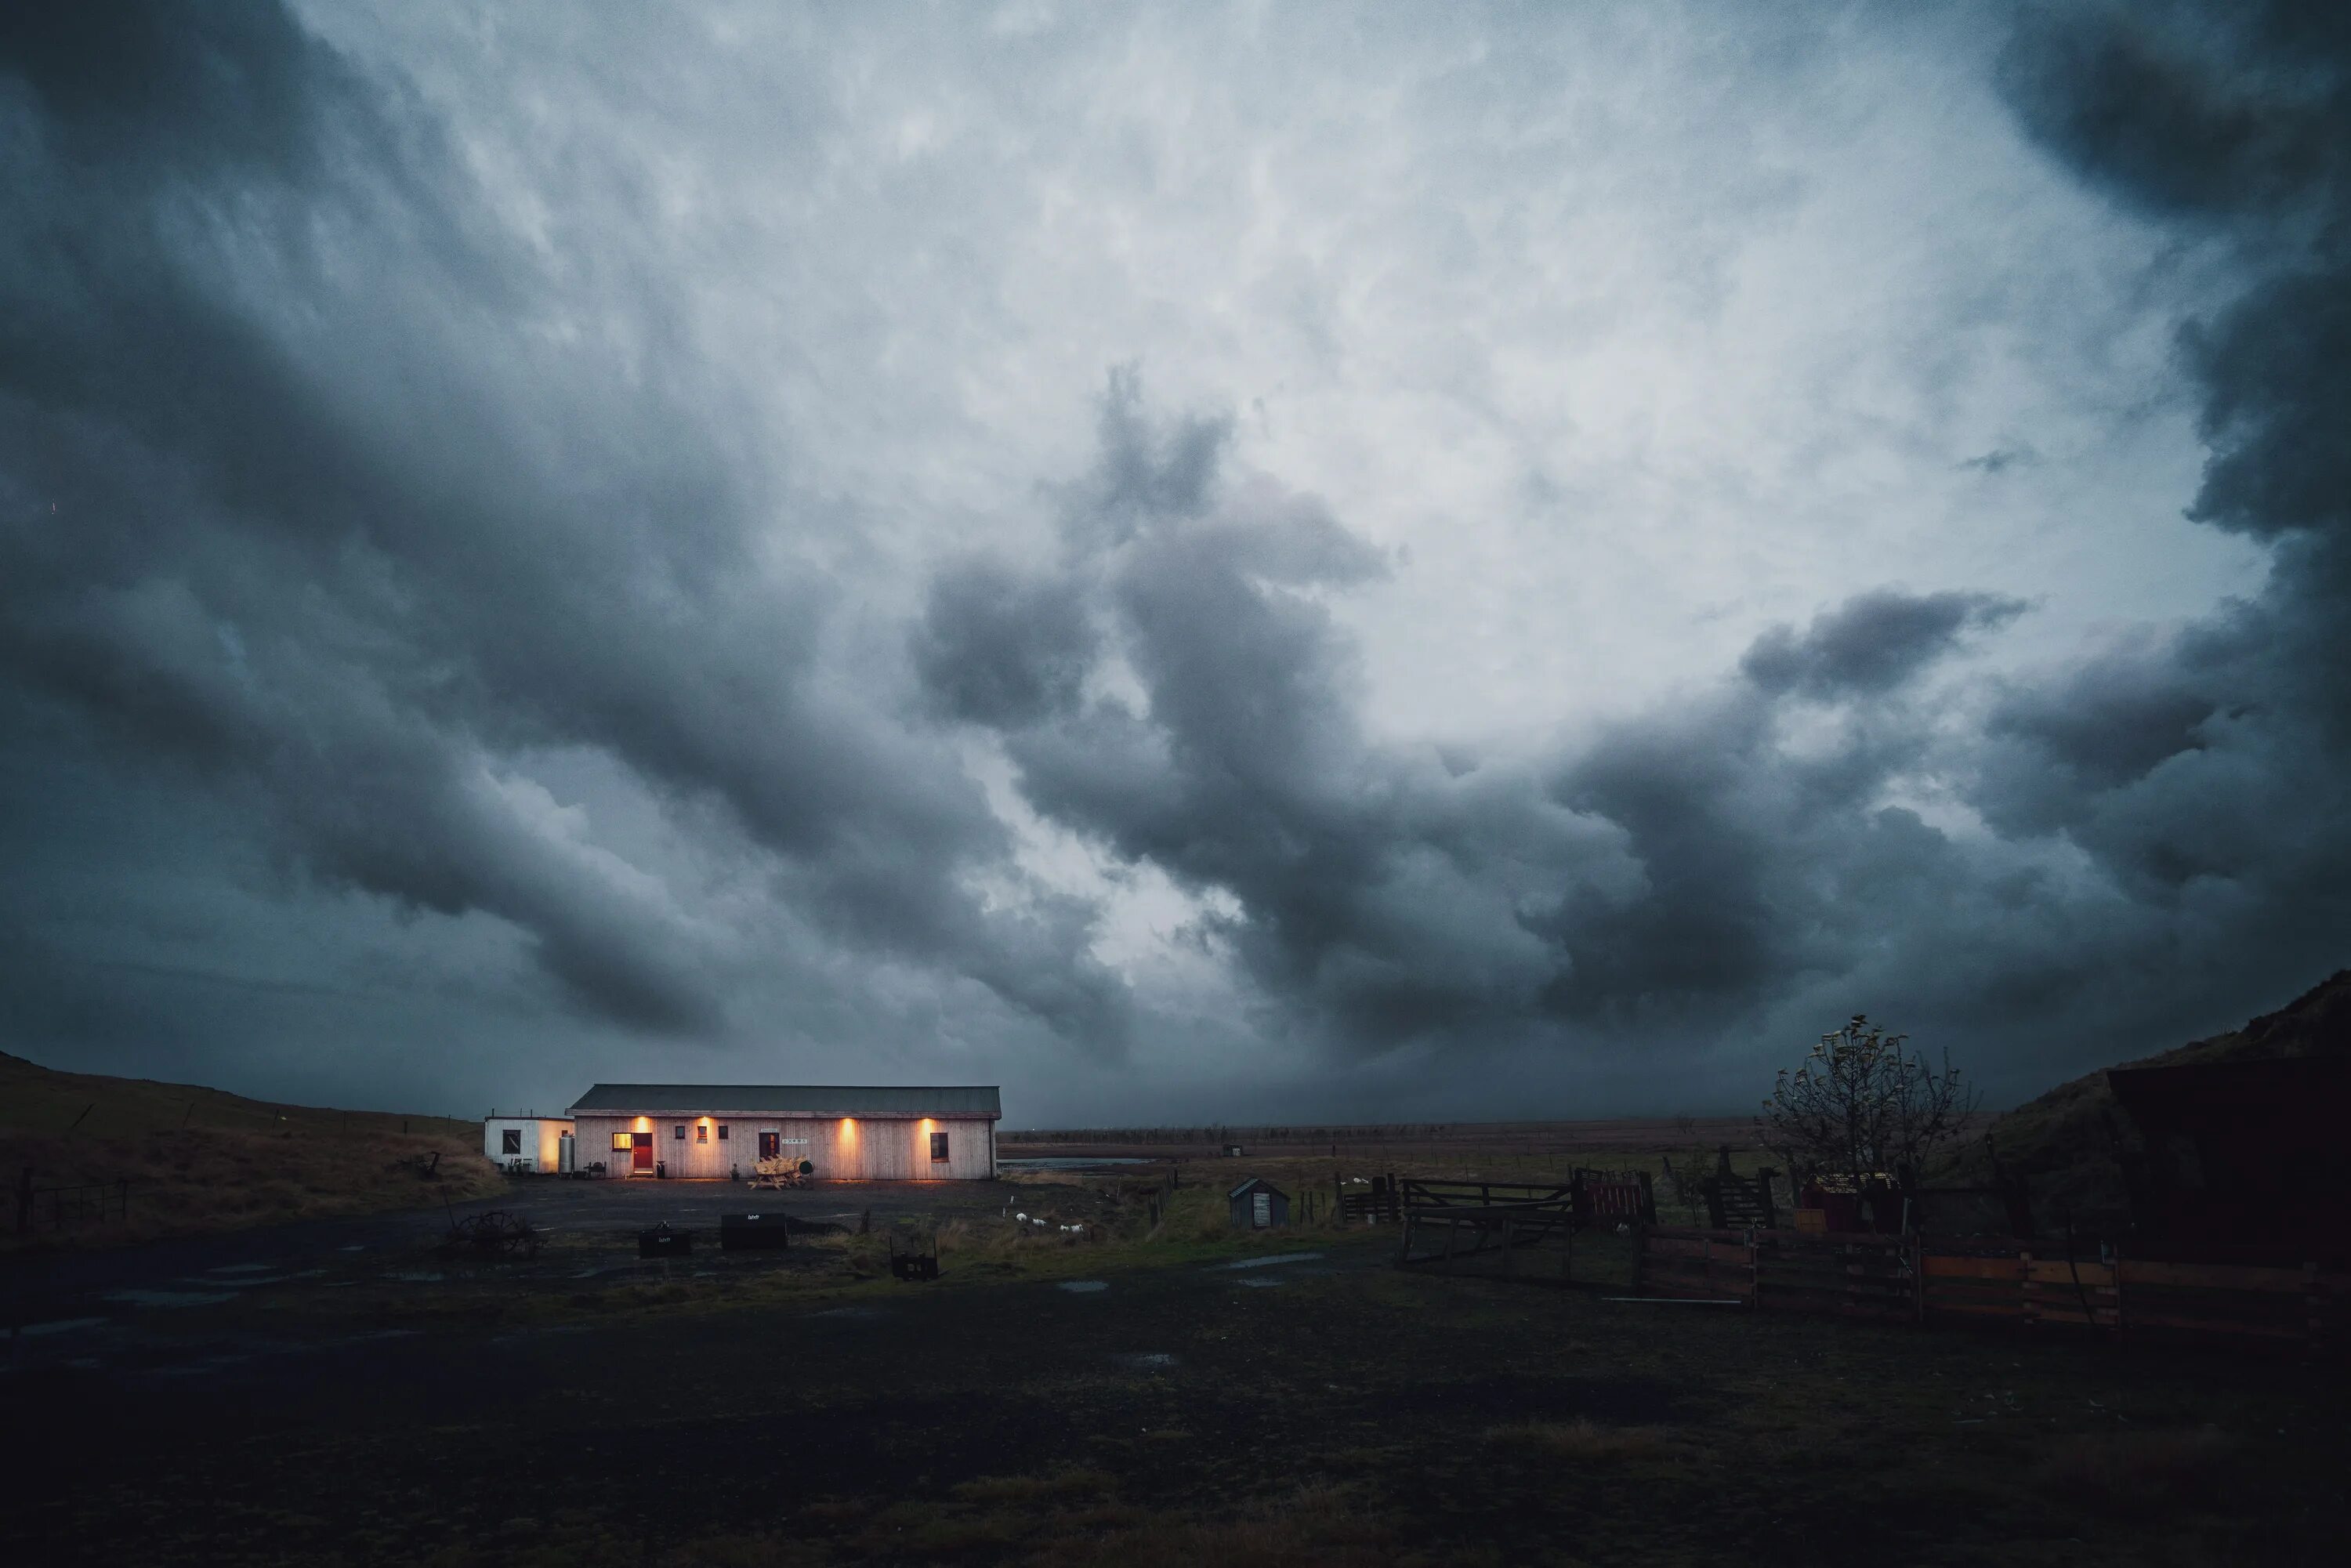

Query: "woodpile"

xmin=748 ymin=1156 xmax=810 ymax=1189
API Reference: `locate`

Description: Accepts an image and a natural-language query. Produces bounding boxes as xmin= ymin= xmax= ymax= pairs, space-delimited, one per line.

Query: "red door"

xmin=632 ymin=1132 xmax=654 ymax=1172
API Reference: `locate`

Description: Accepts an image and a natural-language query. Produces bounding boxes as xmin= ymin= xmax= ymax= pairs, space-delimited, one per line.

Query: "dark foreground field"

xmin=5 ymin=1180 xmax=2346 ymax=1567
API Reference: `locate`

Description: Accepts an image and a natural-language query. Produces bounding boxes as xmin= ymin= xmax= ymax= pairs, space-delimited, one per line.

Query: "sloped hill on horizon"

xmin=1957 ymin=969 xmax=2351 ymax=1230
xmin=2 ymin=1052 xmax=506 ymax=1250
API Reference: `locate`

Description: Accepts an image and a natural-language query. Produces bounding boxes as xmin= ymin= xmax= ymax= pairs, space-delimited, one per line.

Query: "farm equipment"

xmin=889 ymin=1232 xmax=940 ymax=1281
xmin=719 ymin=1212 xmax=792 ymax=1251
xmin=440 ymin=1209 xmax=541 ymax=1258
xmin=638 ymin=1222 xmax=693 ymax=1258
xmin=393 ymin=1150 xmax=443 ymax=1181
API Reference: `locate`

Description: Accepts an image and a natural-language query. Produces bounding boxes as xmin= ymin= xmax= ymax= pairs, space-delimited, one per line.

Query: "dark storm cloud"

xmin=0 ymin=4 xmax=1124 ymax=1045
xmin=1957 ymin=444 xmax=2038 ymax=475
xmin=922 ymin=0 xmax=2351 ymax=1078
xmin=921 ymin=382 xmax=2043 ymax=1049
xmin=9 ymin=0 xmax=2351 ymax=1114
xmin=911 ymin=560 xmax=1097 ymax=727
xmin=1738 ymin=589 xmax=2027 ymax=699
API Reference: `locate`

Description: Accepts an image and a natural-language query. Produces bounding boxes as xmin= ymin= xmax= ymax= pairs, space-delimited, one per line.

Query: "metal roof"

xmin=1228 ymin=1178 xmax=1285 ymax=1200
xmin=567 ymin=1084 xmax=1001 ymax=1118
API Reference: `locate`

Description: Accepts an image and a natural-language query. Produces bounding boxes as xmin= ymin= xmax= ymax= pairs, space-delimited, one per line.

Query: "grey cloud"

xmin=936 ymin=384 xmax=2038 ymax=1051
xmin=1738 ymin=589 xmax=2028 ymax=698
xmin=1998 ymin=4 xmax=2343 ymax=221
xmin=912 ymin=559 xmax=1096 ymax=727
xmin=9 ymin=0 xmax=2351 ymax=1119
xmin=1958 ymin=444 xmax=2038 ymax=474
xmin=0 ymin=4 xmax=1121 ymax=1047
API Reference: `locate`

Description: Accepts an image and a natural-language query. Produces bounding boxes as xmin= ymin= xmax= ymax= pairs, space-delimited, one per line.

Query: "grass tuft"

xmin=1483 ymin=1418 xmax=1667 ymax=1461
xmin=2035 ymin=1426 xmax=2241 ymax=1514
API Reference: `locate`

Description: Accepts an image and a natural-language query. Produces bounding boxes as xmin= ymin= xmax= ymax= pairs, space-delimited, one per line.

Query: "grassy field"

xmin=1 ymin=1051 xmax=505 ymax=1250
xmin=10 ymin=1171 xmax=2345 ymax=1566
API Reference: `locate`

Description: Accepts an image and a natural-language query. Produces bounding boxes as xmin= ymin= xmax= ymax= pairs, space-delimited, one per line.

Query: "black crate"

xmin=719 ymin=1212 xmax=792 ymax=1251
xmin=638 ymin=1223 xmax=693 ymax=1258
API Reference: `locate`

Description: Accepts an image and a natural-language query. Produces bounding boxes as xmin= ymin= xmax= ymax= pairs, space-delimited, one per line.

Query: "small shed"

xmin=1228 ymin=1177 xmax=1289 ymax=1229
xmin=482 ymin=1113 xmax=574 ymax=1174
xmin=2109 ymin=1055 xmax=2351 ymax=1262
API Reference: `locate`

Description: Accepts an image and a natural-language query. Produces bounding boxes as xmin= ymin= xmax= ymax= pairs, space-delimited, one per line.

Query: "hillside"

xmin=1954 ymin=969 xmax=2351 ymax=1230
xmin=2 ymin=1052 xmax=506 ymax=1250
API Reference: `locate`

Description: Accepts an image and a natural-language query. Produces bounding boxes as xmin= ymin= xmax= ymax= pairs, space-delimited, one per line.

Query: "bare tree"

xmin=1757 ymin=1016 xmax=1976 ymax=1195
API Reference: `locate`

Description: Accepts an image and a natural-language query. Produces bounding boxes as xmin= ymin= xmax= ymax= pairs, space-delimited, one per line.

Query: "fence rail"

xmin=15 ymin=1171 xmax=133 ymax=1236
xmin=1633 ymin=1226 xmax=2349 ymax=1348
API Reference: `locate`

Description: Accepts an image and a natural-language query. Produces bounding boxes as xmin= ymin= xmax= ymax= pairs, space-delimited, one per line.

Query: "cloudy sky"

xmin=3 ymin=1 xmax=2345 ymax=1124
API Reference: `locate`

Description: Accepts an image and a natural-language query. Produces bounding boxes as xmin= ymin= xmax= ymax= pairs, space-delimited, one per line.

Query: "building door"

xmin=632 ymin=1132 xmax=654 ymax=1172
xmin=1252 ymin=1190 xmax=1271 ymax=1228
xmin=759 ymin=1130 xmax=780 ymax=1161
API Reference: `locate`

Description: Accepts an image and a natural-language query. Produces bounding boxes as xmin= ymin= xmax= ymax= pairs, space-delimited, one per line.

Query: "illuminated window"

xmin=674 ymin=1124 xmax=686 ymax=1141
xmin=716 ymin=1124 xmax=729 ymax=1140
xmin=610 ymin=1132 xmax=632 ymax=1152
xmin=501 ymin=1129 xmax=521 ymax=1156
xmin=930 ymin=1130 xmax=950 ymax=1163
xmin=696 ymin=1124 xmax=709 ymax=1144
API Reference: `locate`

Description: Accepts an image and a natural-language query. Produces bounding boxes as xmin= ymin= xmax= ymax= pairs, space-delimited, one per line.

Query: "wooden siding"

xmin=573 ymin=1112 xmax=996 ymax=1180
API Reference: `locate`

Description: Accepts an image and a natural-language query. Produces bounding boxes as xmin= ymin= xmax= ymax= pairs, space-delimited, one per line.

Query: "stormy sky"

xmin=4 ymin=2 xmax=2346 ymax=1124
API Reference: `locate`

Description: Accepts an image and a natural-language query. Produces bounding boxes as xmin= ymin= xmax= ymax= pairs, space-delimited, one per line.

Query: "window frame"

xmin=673 ymin=1124 xmax=686 ymax=1141
xmin=929 ymin=1129 xmax=950 ymax=1164
xmin=610 ymin=1132 xmax=632 ymax=1152
xmin=501 ymin=1128 xmax=522 ymax=1156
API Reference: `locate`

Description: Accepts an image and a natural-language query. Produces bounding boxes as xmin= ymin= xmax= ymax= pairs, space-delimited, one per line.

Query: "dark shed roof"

xmin=1228 ymin=1177 xmax=1286 ymax=1200
xmin=569 ymin=1085 xmax=1002 ymax=1117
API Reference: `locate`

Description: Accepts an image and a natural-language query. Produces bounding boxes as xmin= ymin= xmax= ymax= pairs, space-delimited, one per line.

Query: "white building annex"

xmin=482 ymin=1113 xmax=574 ymax=1173
xmin=566 ymin=1084 xmax=1002 ymax=1180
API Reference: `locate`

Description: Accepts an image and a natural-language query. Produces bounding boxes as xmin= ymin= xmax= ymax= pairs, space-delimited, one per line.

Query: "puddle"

xmin=1114 ymin=1352 xmax=1179 ymax=1370
xmin=1057 ymin=1280 xmax=1109 ymax=1294
xmin=1235 ymin=1276 xmax=1285 ymax=1288
xmin=1214 ymin=1252 xmax=1323 ymax=1271
xmin=15 ymin=1317 xmax=109 ymax=1338
xmin=385 ymin=1271 xmax=447 ymax=1284
xmin=181 ymin=1270 xmax=323 ymax=1290
xmin=321 ymin=1330 xmax=421 ymax=1348
xmin=103 ymin=1289 xmax=237 ymax=1309
xmin=152 ymin=1353 xmax=255 ymax=1378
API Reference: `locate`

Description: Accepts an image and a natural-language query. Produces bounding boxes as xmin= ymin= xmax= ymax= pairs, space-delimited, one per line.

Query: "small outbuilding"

xmin=1229 ymin=1177 xmax=1289 ymax=1229
xmin=483 ymin=1113 xmax=574 ymax=1174
xmin=2109 ymin=1055 xmax=2351 ymax=1262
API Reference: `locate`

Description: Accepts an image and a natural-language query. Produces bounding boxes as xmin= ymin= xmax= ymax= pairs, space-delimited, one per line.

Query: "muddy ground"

xmin=4 ymin=1179 xmax=2346 ymax=1566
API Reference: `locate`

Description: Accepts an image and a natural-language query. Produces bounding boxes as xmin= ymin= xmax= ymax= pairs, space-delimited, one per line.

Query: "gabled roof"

xmin=568 ymin=1084 xmax=1002 ymax=1117
xmin=1229 ymin=1177 xmax=1286 ymax=1200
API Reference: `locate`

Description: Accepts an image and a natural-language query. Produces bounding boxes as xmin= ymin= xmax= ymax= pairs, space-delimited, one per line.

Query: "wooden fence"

xmin=1337 ymin=1173 xmax=1402 ymax=1225
xmin=1635 ymin=1226 xmax=2350 ymax=1349
xmin=15 ymin=1170 xmax=133 ymax=1236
